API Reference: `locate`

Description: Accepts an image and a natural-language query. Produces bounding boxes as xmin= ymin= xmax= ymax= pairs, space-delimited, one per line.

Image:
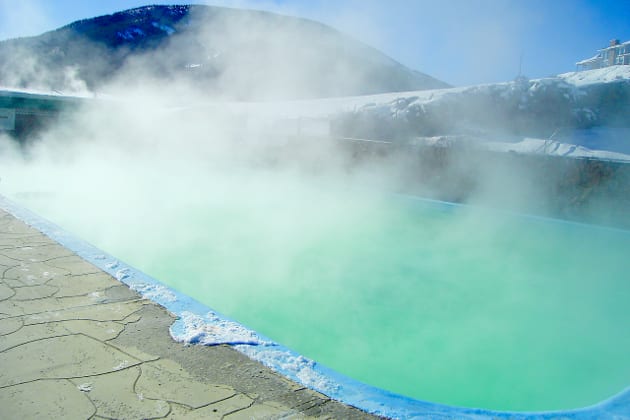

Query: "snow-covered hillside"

xmin=284 ymin=66 xmax=630 ymax=161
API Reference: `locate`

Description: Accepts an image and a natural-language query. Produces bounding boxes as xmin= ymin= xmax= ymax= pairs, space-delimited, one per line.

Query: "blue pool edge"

xmin=1 ymin=194 xmax=629 ymax=419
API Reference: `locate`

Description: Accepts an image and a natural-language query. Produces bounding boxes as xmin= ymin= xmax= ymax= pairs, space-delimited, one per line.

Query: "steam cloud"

xmin=1 ymin=5 xmax=629 ymax=413
xmin=0 ymin=5 xmax=626 ymax=318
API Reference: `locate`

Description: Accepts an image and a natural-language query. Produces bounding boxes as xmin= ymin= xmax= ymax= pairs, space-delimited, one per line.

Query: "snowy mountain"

xmin=0 ymin=5 xmax=448 ymax=99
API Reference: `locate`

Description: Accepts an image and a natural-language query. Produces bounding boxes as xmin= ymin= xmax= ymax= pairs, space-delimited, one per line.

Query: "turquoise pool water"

xmin=6 ymin=173 xmax=630 ymax=412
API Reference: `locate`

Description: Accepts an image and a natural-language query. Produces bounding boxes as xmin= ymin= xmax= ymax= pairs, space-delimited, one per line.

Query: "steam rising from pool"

xmin=2 ymin=122 xmax=629 ymax=410
xmin=1 ymin=9 xmax=629 ymax=412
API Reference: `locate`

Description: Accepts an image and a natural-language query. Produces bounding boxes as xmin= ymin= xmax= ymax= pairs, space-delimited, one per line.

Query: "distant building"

xmin=576 ymin=39 xmax=630 ymax=70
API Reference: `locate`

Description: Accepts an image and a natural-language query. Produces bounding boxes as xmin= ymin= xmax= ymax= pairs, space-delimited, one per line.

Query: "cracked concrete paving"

xmin=0 ymin=209 xmax=380 ymax=419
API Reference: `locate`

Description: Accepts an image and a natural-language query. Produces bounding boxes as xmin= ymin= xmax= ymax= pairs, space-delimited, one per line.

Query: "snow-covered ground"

xmin=290 ymin=67 xmax=630 ymax=160
xmin=558 ymin=65 xmax=630 ymax=86
xmin=484 ymin=137 xmax=630 ymax=162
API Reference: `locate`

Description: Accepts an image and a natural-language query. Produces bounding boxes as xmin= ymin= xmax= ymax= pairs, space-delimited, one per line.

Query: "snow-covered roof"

xmin=597 ymin=40 xmax=630 ymax=51
xmin=576 ymin=54 xmax=601 ymax=66
xmin=0 ymin=86 xmax=92 ymax=99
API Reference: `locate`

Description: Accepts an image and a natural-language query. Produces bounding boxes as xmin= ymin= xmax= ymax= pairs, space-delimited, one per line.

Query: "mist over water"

xmin=1 ymin=4 xmax=629 ymax=413
xmin=3 ymin=143 xmax=630 ymax=410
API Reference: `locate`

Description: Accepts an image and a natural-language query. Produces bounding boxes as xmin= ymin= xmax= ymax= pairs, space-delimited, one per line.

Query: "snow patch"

xmin=117 ymin=27 xmax=146 ymax=40
xmin=237 ymin=346 xmax=341 ymax=394
xmin=77 ymin=383 xmax=92 ymax=392
xmin=106 ymin=261 xmax=119 ymax=270
xmin=151 ymin=22 xmax=175 ymax=35
xmin=130 ymin=282 xmax=177 ymax=302
xmin=170 ymin=311 xmax=271 ymax=346
xmin=484 ymin=138 xmax=630 ymax=161
xmin=115 ymin=268 xmax=130 ymax=281
xmin=113 ymin=360 xmax=130 ymax=370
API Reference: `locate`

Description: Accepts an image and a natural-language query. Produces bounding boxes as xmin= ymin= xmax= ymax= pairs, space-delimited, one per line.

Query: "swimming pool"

xmin=3 ymin=168 xmax=629 ymax=416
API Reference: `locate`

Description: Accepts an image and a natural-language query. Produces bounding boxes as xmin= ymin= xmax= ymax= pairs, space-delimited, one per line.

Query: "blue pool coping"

xmin=1 ymin=194 xmax=629 ymax=419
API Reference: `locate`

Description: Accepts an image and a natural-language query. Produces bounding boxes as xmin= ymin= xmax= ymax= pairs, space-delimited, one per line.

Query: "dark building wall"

xmin=0 ymin=91 xmax=84 ymax=143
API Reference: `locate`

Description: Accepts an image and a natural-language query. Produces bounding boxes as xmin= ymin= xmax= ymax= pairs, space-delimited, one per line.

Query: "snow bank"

xmin=484 ymin=138 xmax=630 ymax=161
xmin=236 ymin=345 xmax=341 ymax=394
xmin=170 ymin=311 xmax=271 ymax=346
xmin=558 ymin=66 xmax=630 ymax=87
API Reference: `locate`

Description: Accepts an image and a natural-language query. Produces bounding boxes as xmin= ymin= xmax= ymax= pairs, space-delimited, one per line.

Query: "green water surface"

xmin=11 ymin=180 xmax=630 ymax=412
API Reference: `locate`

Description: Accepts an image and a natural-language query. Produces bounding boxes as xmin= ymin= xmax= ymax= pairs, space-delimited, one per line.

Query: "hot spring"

xmin=4 ymin=164 xmax=629 ymax=413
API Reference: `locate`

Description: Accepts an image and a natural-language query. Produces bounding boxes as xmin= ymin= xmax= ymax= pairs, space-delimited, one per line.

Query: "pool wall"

xmin=1 ymin=194 xmax=629 ymax=419
xmin=339 ymin=137 xmax=630 ymax=230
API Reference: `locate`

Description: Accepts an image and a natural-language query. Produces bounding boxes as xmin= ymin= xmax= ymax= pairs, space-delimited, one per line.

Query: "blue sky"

xmin=0 ymin=0 xmax=629 ymax=86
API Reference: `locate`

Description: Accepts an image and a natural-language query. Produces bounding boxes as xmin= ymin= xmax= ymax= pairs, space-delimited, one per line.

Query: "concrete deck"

xmin=0 ymin=208 xmax=378 ymax=419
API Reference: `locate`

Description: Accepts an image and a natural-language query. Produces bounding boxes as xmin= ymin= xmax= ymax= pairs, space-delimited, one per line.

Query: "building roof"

xmin=598 ymin=40 xmax=630 ymax=52
xmin=576 ymin=54 xmax=601 ymax=66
